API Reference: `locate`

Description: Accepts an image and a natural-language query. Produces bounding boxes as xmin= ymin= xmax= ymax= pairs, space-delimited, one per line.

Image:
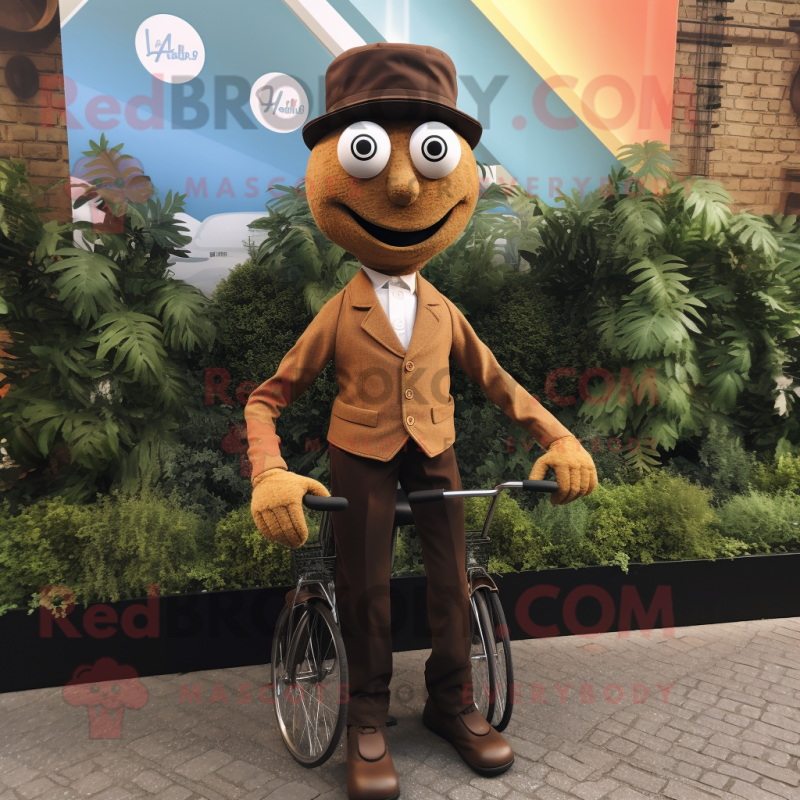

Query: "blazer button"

xmin=405 ymin=360 xmax=415 ymax=372
xmin=405 ymin=389 xmax=413 ymax=399
xmin=406 ymin=415 xmax=415 ymax=426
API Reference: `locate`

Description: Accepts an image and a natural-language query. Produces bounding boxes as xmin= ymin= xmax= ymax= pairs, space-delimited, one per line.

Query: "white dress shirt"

xmin=360 ymin=265 xmax=418 ymax=351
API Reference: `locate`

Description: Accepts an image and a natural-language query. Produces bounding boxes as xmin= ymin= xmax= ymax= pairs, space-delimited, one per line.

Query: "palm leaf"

xmin=674 ymin=178 xmax=733 ymax=237
xmin=151 ymin=280 xmax=215 ymax=351
xmin=47 ymin=248 xmax=122 ymax=326
xmin=729 ymin=211 xmax=780 ymax=260
xmin=92 ymin=311 xmax=167 ymax=384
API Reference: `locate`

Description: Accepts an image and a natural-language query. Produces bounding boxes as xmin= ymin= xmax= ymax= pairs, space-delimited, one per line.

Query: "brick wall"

xmin=0 ymin=30 xmax=71 ymax=220
xmin=671 ymin=0 xmax=800 ymax=215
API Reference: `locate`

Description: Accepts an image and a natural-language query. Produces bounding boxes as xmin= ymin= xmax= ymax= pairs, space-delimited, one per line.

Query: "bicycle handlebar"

xmin=522 ymin=480 xmax=560 ymax=493
xmin=407 ymin=489 xmax=445 ymax=504
xmin=302 ymin=494 xmax=349 ymax=511
xmin=408 ymin=480 xmax=560 ymax=504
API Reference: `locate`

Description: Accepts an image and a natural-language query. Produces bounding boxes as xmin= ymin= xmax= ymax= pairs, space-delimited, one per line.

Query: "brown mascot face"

xmin=306 ymin=120 xmax=480 ymax=276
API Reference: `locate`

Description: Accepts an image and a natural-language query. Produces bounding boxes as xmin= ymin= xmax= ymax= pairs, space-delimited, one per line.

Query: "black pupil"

xmin=423 ymin=136 xmax=446 ymax=162
xmin=352 ymin=136 xmax=376 ymax=160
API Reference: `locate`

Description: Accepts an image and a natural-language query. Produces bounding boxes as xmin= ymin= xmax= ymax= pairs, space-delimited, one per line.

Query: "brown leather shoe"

xmin=346 ymin=725 xmax=400 ymax=800
xmin=422 ymin=698 xmax=514 ymax=776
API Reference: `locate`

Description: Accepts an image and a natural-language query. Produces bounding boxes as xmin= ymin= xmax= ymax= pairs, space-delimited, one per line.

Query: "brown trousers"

xmin=330 ymin=443 xmax=473 ymax=727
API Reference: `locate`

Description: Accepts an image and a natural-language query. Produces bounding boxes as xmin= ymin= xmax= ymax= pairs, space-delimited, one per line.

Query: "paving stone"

xmin=16 ymin=777 xmax=58 ymax=800
xmin=608 ymin=788 xmax=650 ymax=800
xmin=663 ymin=778 xmax=729 ymax=799
xmin=729 ymin=779 xmax=792 ymax=800
xmin=2 ymin=767 xmax=41 ymax=788
xmin=571 ymin=779 xmax=621 ymax=800
xmin=263 ymin=784 xmax=319 ymax=800
xmin=72 ymin=774 xmax=114 ymax=797
xmin=543 ymin=752 xmax=595 ymax=781
xmin=446 ymin=786 xmax=484 ymax=800
xmin=175 ymin=751 xmax=233 ymax=781
xmin=90 ymin=790 xmax=135 ymax=800
xmin=609 ymin=764 xmax=667 ymax=794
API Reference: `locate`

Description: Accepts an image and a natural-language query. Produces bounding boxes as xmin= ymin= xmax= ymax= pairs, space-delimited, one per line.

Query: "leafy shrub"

xmin=192 ymin=505 xmax=293 ymax=591
xmin=465 ymin=493 xmax=549 ymax=573
xmin=393 ymin=472 xmax=749 ymax=579
xmin=0 ymin=143 xmax=216 ymax=503
xmin=715 ymin=491 xmax=800 ymax=552
xmin=696 ymin=422 xmax=755 ymax=502
xmin=752 ymin=454 xmax=800 ymax=495
xmin=528 ymin=496 xmax=596 ymax=568
xmin=506 ymin=141 xmax=800 ymax=466
xmin=76 ymin=490 xmax=213 ymax=602
xmin=0 ymin=490 xmax=213 ymax=610
xmin=160 ymin=406 xmax=252 ymax=520
xmin=585 ymin=472 xmax=745 ymax=565
xmin=455 ymin=272 xmax=604 ymax=416
xmin=0 ymin=498 xmax=84 ymax=612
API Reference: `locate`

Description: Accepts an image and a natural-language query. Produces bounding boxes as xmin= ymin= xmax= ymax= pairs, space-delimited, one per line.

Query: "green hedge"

xmin=3 ymin=466 xmax=798 ymax=612
xmin=204 ymin=261 xmax=336 ymax=480
xmin=0 ymin=490 xmax=294 ymax=613
xmin=453 ymin=272 xmax=604 ymax=415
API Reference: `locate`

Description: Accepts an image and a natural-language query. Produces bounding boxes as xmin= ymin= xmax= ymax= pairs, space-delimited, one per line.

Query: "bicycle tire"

xmin=487 ymin=591 xmax=514 ymax=731
xmin=271 ymin=601 xmax=348 ymax=767
xmin=470 ymin=588 xmax=499 ymax=724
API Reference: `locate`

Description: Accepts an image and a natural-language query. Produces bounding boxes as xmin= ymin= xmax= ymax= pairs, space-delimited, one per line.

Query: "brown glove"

xmin=529 ymin=435 xmax=598 ymax=505
xmin=250 ymin=468 xmax=330 ymax=548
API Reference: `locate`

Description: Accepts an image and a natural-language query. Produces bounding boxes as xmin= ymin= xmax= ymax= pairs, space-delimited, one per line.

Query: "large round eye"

xmin=337 ymin=121 xmax=391 ymax=179
xmin=409 ymin=122 xmax=461 ymax=179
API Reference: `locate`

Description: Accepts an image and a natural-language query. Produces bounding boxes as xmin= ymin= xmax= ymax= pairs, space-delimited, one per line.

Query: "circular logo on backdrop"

xmin=249 ymin=73 xmax=309 ymax=133
xmin=135 ymin=15 xmax=205 ymax=84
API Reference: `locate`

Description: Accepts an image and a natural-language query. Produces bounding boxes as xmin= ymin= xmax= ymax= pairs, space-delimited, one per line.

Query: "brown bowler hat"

xmin=302 ymin=42 xmax=482 ymax=150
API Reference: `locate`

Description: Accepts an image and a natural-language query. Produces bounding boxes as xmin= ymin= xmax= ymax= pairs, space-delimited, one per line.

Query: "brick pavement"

xmin=2 ymin=618 xmax=800 ymax=800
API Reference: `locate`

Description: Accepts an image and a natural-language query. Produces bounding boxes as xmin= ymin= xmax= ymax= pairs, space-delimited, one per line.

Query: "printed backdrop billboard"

xmin=57 ymin=0 xmax=680 ymax=293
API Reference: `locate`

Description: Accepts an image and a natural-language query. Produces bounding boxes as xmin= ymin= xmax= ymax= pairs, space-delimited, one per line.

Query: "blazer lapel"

xmin=350 ymin=269 xmax=406 ymax=359
xmin=405 ymin=272 xmax=441 ymax=361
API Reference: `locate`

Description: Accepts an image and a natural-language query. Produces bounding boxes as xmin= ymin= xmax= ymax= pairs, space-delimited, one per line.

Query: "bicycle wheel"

xmin=469 ymin=588 xmax=498 ymax=723
xmin=271 ymin=601 xmax=348 ymax=767
xmin=486 ymin=591 xmax=514 ymax=731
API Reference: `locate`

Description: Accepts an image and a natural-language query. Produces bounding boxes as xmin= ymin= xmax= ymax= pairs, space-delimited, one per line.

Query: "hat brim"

xmin=302 ymin=97 xmax=482 ymax=150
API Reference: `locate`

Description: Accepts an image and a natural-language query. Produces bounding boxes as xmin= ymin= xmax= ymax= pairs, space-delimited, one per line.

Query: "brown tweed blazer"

xmin=244 ymin=269 xmax=572 ymax=478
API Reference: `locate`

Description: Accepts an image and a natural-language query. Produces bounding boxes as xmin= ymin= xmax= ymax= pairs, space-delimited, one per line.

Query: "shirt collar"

xmin=360 ymin=264 xmax=416 ymax=294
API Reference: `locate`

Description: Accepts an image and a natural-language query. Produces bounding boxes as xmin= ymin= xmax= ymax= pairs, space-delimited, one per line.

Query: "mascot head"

xmin=303 ymin=43 xmax=482 ymax=277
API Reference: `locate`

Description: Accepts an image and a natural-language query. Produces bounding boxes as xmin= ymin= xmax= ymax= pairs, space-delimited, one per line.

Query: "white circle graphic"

xmin=135 ymin=15 xmax=205 ymax=84
xmin=250 ymin=73 xmax=309 ymax=133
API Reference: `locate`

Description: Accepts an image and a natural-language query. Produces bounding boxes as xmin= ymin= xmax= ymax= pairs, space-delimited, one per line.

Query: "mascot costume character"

xmin=245 ymin=43 xmax=598 ymax=800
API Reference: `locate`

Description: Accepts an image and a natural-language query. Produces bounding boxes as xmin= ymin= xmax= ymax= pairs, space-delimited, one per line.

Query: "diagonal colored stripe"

xmin=471 ymin=0 xmax=628 ymax=154
xmin=472 ymin=0 xmax=679 ymax=153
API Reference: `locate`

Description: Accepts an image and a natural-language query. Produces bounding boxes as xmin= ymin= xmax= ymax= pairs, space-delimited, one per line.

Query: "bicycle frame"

xmin=439 ymin=481 xmax=544 ymax=594
xmin=287 ymin=511 xmax=339 ymax=647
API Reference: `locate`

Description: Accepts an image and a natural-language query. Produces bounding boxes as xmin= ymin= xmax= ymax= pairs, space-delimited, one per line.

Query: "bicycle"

xmin=271 ymin=480 xmax=558 ymax=767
